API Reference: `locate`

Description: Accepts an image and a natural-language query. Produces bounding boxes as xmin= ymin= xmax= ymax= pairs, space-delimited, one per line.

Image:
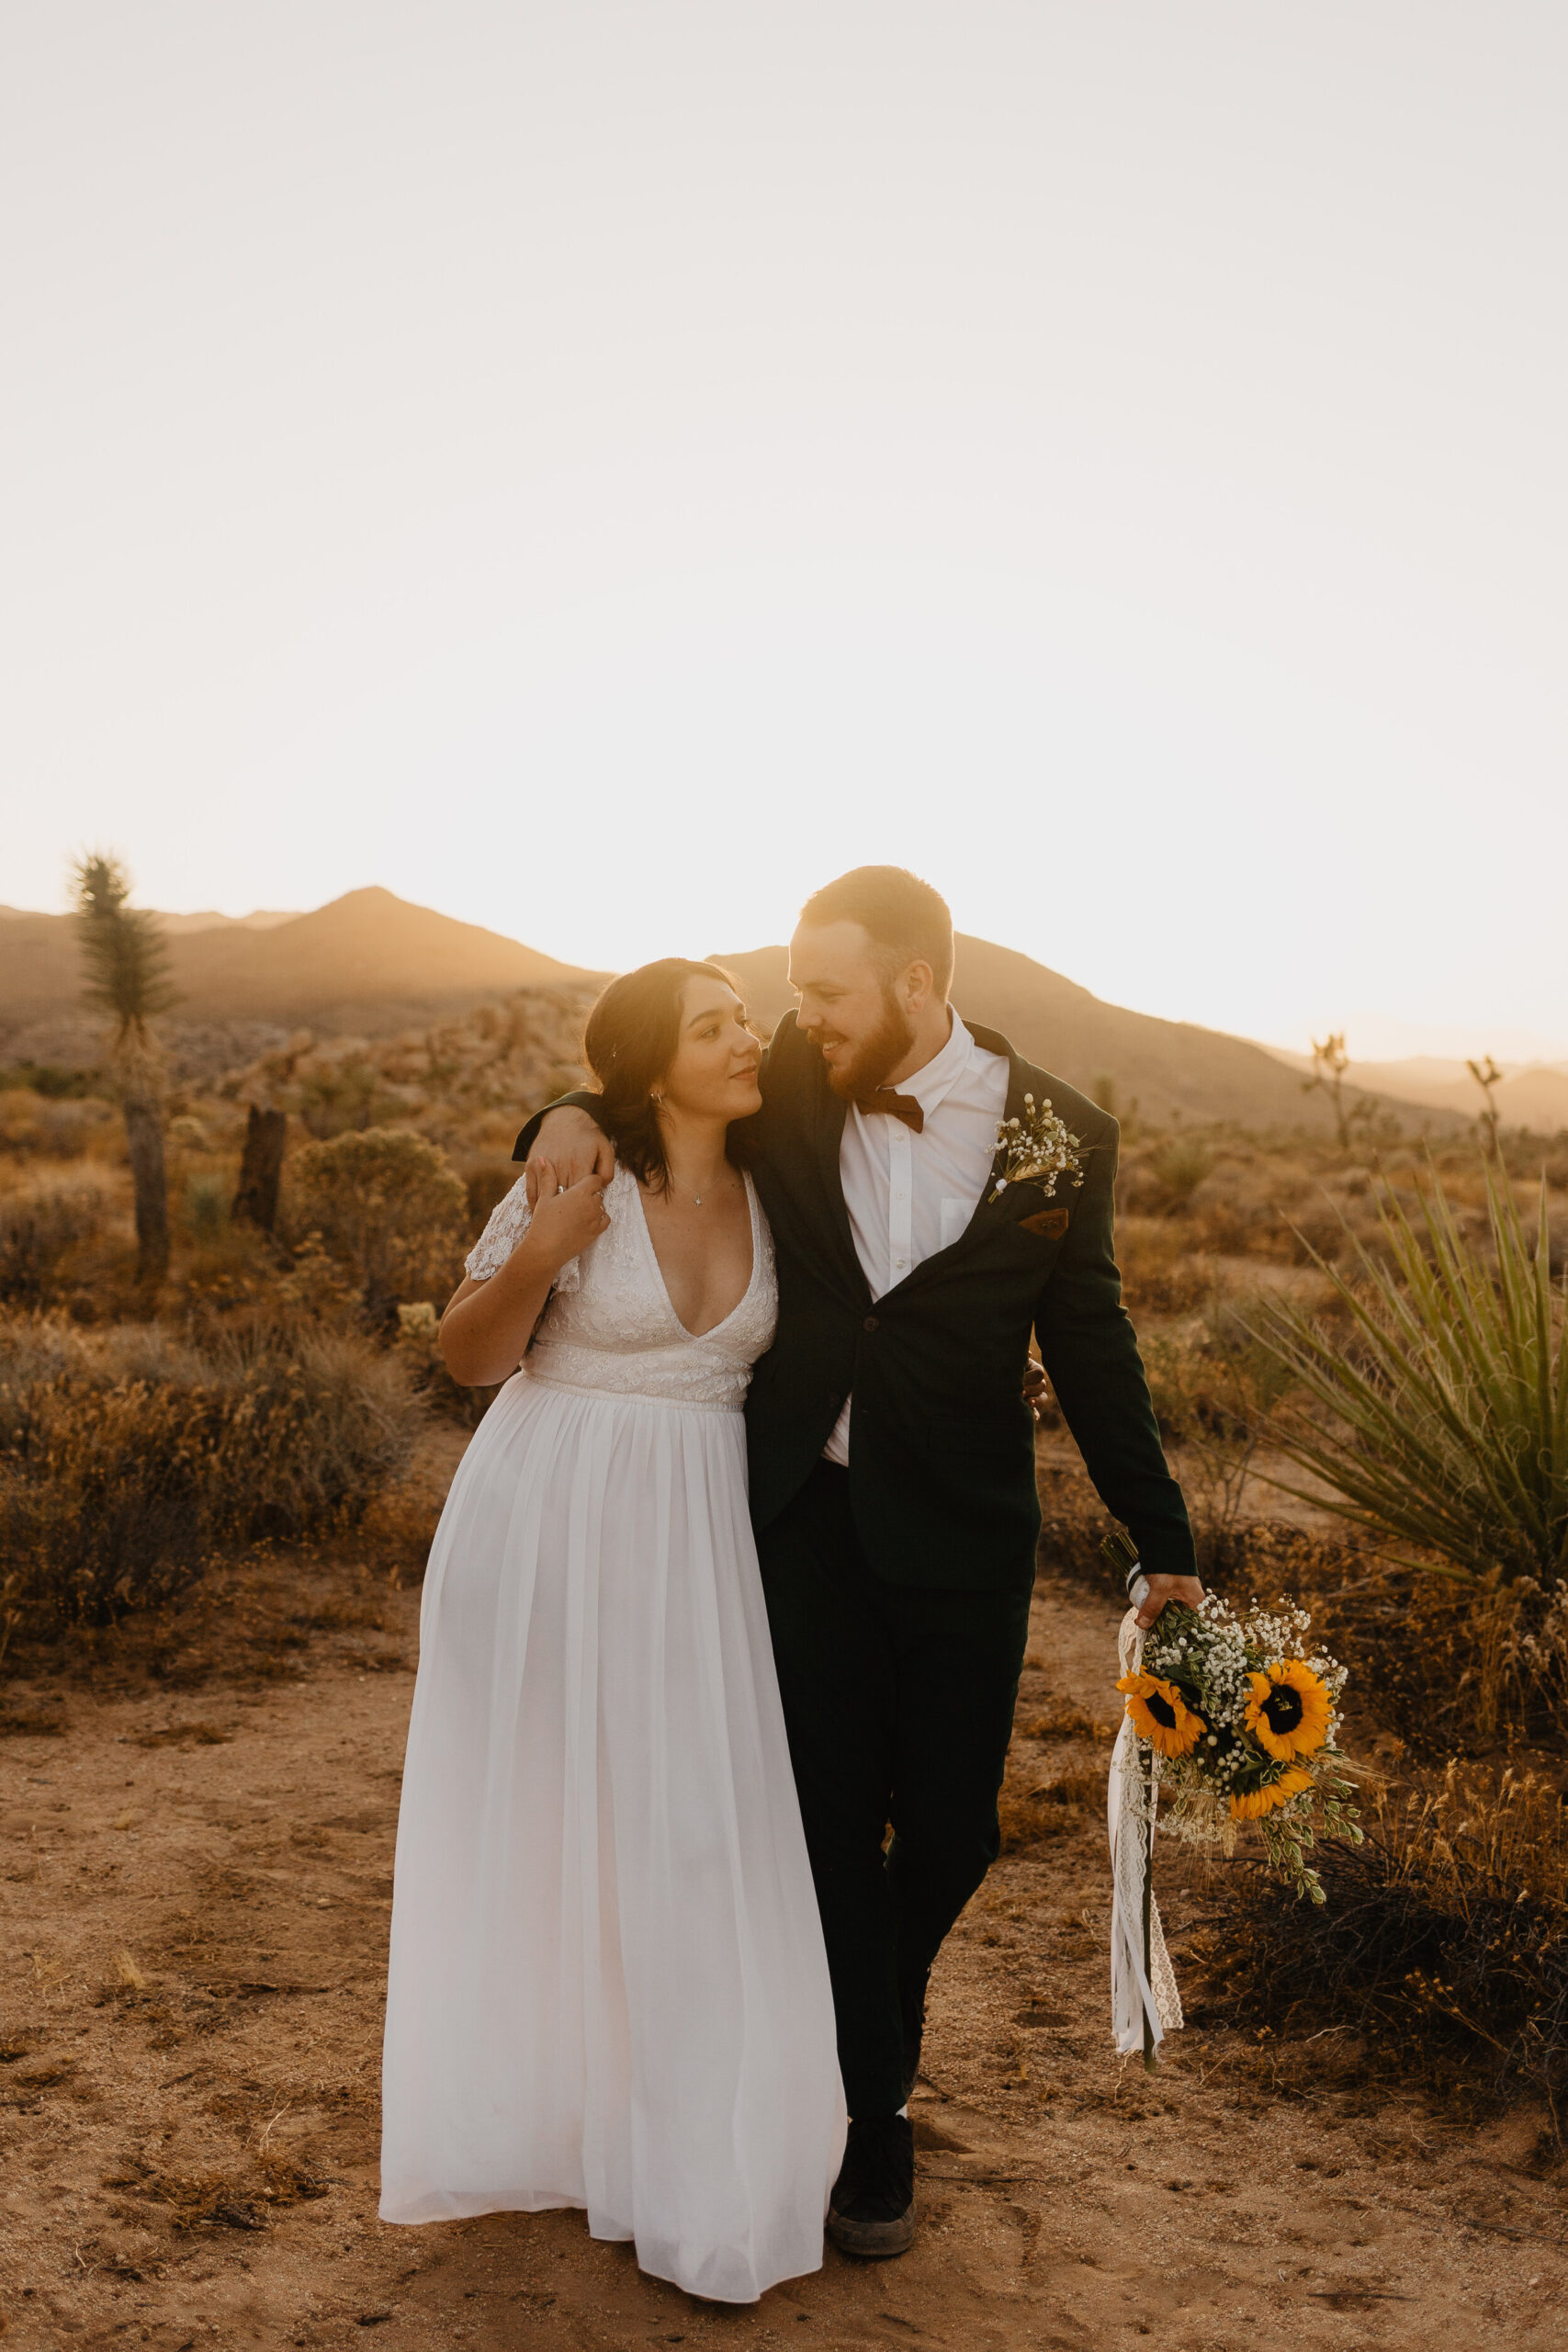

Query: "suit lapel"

xmin=763 ymin=1012 xmax=868 ymax=1306
xmin=810 ymin=1066 xmax=871 ymax=1303
xmin=899 ymin=1031 xmax=1050 ymax=1286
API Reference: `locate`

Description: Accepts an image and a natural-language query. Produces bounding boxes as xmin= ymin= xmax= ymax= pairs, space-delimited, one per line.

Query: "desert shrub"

xmin=0 ymin=1089 xmax=118 ymax=1161
xmin=1200 ymin=1764 xmax=1568 ymax=2131
xmin=1252 ymin=1159 xmax=1566 ymax=1587
xmin=1138 ymin=1293 xmax=1296 ymax=1568
xmin=208 ymin=1329 xmax=425 ymax=1538
xmin=282 ymin=1126 xmax=467 ymax=1317
xmin=1035 ymin=1464 xmax=1123 ymax=1586
xmin=1116 ymin=1215 xmax=1214 ymax=1316
xmin=181 ymin=1170 xmax=230 ymax=1241
xmin=1122 ymin=1136 xmax=1218 ymax=1216
xmin=465 ymin=1159 xmax=518 ymax=1231
xmin=0 ymin=1176 xmax=115 ymax=1306
xmin=297 ymin=1057 xmax=403 ymax=1139
xmin=0 ymin=1062 xmax=106 ymax=1101
xmin=393 ymin=1298 xmax=501 ymax=1429
xmin=0 ymin=1311 xmax=425 ymax=1642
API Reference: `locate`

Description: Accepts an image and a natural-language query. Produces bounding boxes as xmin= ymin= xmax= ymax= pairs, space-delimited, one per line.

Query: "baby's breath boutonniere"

xmin=987 ymin=1092 xmax=1085 ymax=1205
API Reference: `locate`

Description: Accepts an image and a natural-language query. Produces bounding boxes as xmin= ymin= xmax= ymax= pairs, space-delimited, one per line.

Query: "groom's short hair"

xmin=798 ymin=866 xmax=954 ymax=998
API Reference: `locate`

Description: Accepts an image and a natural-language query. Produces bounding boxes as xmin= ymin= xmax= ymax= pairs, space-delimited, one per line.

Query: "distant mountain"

xmin=0 ymin=887 xmax=597 ymax=1064
xmin=152 ymin=909 xmax=299 ymax=935
xmin=0 ymin=888 xmax=1474 ymax=1133
xmin=712 ymin=936 xmax=1466 ymax=1136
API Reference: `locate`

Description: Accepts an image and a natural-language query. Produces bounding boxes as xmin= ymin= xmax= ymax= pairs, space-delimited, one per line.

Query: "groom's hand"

xmin=525 ymin=1108 xmax=617 ymax=1207
xmin=1134 ymin=1573 xmax=1205 ymax=1631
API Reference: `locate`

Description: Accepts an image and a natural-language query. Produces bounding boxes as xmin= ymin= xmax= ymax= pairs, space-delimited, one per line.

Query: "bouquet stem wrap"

xmin=1108 ymin=1610 xmax=1183 ymax=2063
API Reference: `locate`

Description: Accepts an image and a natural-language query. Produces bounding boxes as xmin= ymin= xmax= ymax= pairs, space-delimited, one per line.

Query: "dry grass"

xmin=0 ymin=1310 xmax=426 ymax=1649
xmin=1197 ymin=1763 xmax=1568 ymax=2132
xmin=0 ymin=1169 xmax=121 ymax=1306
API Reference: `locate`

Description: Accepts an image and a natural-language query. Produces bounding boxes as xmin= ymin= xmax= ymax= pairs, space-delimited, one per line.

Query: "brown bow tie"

xmin=856 ymin=1088 xmax=924 ymax=1134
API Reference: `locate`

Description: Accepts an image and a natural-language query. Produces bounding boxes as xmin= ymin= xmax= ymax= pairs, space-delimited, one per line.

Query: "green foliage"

xmin=0 ymin=1310 xmax=425 ymax=1639
xmin=0 ymin=1062 xmax=108 ymax=1101
xmin=1251 ymin=1159 xmax=1567 ymax=1585
xmin=1144 ymin=1136 xmax=1215 ymax=1211
xmin=298 ymin=1057 xmax=400 ymax=1139
xmin=182 ymin=1170 xmax=230 ymax=1241
xmin=283 ymin=1125 xmax=467 ymax=1313
xmin=70 ymin=852 xmax=177 ymax=1043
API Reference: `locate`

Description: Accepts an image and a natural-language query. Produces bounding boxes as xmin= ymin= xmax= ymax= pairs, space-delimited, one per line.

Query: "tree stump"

xmin=232 ymin=1105 xmax=288 ymax=1232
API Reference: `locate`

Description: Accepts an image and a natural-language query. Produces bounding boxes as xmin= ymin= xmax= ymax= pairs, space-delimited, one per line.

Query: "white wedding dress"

xmin=379 ymin=1167 xmax=844 ymax=2302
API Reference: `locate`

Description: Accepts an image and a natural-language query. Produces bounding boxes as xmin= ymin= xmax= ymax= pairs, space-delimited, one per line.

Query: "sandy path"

xmin=3 ymin=1486 xmax=1564 ymax=2349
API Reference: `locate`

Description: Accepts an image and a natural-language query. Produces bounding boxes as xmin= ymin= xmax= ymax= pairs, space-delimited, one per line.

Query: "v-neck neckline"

xmin=629 ymin=1168 xmax=760 ymax=1341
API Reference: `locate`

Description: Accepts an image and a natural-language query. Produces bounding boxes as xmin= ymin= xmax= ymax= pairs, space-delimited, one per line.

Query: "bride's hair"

xmin=582 ymin=958 xmax=754 ymax=1192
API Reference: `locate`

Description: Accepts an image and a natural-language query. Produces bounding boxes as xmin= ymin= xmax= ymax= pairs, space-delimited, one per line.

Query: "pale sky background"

xmin=4 ymin=3 xmax=1566 ymax=1059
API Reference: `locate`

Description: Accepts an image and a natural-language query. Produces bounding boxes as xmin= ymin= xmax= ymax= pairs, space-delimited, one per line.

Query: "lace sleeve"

xmin=463 ymin=1177 xmax=581 ymax=1291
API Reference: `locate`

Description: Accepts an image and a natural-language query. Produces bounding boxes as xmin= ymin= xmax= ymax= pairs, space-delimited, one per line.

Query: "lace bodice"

xmin=465 ymin=1166 xmax=777 ymax=1412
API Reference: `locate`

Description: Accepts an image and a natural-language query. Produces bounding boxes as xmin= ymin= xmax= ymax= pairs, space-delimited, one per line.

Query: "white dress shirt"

xmin=823 ymin=1012 xmax=1010 ymax=1465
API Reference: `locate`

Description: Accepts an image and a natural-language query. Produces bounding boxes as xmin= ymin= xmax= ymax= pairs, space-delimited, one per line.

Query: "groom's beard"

xmin=813 ymin=990 xmax=917 ymax=1102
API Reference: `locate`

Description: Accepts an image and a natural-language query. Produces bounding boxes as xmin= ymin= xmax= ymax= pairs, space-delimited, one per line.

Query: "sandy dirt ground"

xmin=3 ymin=1439 xmax=1565 ymax=2351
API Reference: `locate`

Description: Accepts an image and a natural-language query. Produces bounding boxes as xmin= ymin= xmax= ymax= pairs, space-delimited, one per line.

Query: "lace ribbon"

xmin=1107 ymin=1609 xmax=1183 ymax=2058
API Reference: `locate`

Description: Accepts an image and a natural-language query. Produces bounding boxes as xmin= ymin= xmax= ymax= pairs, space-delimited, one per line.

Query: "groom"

xmin=519 ymin=866 xmax=1201 ymax=2259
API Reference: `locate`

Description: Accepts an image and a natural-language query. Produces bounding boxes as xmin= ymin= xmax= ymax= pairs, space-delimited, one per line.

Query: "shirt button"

xmin=863 ymin=1315 xmax=879 ymax=1332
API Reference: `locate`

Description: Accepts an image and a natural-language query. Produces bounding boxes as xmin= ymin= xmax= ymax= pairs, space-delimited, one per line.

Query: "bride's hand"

xmin=525 ymin=1109 xmax=617 ymax=1206
xmin=524 ymin=1160 xmax=612 ymax=1270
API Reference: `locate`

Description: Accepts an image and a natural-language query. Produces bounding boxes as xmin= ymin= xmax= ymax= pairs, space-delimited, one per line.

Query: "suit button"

xmin=863 ymin=1315 xmax=879 ymax=1332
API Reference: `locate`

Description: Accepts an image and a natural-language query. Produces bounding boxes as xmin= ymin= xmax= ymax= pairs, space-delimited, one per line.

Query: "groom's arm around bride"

xmin=519 ymin=922 xmax=1199 ymax=1631
xmin=519 ymin=865 xmax=1199 ymax=2260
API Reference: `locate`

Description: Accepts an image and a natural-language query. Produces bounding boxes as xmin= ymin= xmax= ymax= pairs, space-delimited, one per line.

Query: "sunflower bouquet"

xmin=1106 ymin=1586 xmax=1361 ymax=2073
xmin=1117 ymin=1592 xmax=1361 ymax=1902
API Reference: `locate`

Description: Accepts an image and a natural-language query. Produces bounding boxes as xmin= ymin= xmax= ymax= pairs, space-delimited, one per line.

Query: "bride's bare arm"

xmin=440 ymin=1162 xmax=611 ymax=1386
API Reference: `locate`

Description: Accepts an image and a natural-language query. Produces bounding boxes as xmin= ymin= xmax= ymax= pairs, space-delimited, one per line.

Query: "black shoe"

xmin=899 ymin=1968 xmax=931 ymax=2104
xmin=827 ymin=2114 xmax=916 ymax=2259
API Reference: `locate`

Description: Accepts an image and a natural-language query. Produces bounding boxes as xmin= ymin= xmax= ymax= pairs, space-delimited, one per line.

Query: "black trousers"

xmin=756 ymin=1461 xmax=1032 ymax=2120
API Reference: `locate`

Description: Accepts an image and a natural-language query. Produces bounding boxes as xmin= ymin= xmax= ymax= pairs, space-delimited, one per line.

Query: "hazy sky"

xmin=5 ymin=3 xmax=1565 ymax=1057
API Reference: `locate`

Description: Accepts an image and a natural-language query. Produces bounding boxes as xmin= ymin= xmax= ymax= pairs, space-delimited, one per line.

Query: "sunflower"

xmin=1229 ymin=1764 xmax=1314 ymax=1821
xmin=1116 ymin=1671 xmax=1205 ymax=1758
xmin=1244 ymin=1660 xmax=1331 ymax=1761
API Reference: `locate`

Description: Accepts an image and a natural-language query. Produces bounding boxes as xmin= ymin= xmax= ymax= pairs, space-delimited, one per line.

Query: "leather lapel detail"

xmin=1020 ymin=1204 xmax=1070 ymax=1239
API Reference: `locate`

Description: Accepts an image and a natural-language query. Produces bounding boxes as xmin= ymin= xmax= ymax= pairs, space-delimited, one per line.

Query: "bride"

xmin=378 ymin=960 xmax=845 ymax=2302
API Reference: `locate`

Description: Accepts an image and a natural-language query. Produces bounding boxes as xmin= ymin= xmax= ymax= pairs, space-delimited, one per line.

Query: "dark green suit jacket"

xmin=515 ymin=1012 xmax=1194 ymax=1597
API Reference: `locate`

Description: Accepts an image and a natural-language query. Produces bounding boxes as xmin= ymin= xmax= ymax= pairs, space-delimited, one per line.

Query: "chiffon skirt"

xmin=378 ymin=1371 xmax=845 ymax=2302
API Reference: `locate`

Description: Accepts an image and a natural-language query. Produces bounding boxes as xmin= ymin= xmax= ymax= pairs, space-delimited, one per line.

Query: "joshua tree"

xmin=71 ymin=853 xmax=177 ymax=1284
xmin=1466 ymin=1054 xmax=1505 ymax=1158
xmin=1302 ymin=1032 xmax=1379 ymax=1153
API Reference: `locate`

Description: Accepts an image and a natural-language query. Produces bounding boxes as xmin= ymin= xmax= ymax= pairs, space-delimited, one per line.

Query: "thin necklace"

xmin=666 ymin=1170 xmax=739 ymax=1209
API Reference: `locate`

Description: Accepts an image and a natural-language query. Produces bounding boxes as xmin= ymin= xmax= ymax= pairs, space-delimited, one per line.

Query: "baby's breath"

xmin=987 ymin=1091 xmax=1086 ymax=1205
xmin=1128 ymin=1589 xmax=1359 ymax=1900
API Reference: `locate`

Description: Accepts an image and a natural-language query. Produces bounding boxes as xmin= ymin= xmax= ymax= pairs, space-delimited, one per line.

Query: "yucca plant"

xmin=72 ymin=852 xmax=178 ymax=1285
xmin=1249 ymin=1159 xmax=1566 ymax=1586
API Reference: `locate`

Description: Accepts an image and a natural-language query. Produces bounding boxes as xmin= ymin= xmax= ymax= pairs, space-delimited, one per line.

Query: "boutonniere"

xmin=987 ymin=1092 xmax=1086 ymax=1206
